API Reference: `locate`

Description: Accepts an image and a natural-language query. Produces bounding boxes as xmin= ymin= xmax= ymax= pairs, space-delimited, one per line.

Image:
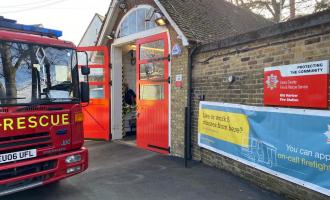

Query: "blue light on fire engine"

xmin=0 ymin=16 xmax=62 ymax=38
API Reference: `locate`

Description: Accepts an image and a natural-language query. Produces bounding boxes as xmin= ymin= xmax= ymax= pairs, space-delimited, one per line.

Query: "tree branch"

xmin=265 ymin=2 xmax=276 ymax=16
xmin=14 ymin=44 xmax=30 ymax=69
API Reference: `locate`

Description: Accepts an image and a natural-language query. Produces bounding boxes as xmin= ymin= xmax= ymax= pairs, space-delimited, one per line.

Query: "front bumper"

xmin=0 ymin=148 xmax=88 ymax=196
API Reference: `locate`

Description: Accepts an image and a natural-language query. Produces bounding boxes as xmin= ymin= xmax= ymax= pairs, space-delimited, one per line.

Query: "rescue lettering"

xmin=0 ymin=114 xmax=70 ymax=132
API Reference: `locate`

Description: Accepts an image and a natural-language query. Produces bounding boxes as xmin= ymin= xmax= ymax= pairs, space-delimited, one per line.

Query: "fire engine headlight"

xmin=65 ymin=154 xmax=82 ymax=164
xmin=66 ymin=166 xmax=81 ymax=174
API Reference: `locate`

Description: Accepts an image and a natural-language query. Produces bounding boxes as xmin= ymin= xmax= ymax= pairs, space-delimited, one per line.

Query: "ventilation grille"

xmin=16 ymin=106 xmax=47 ymax=112
xmin=0 ymin=108 xmax=8 ymax=113
xmin=0 ymin=160 xmax=56 ymax=181
xmin=0 ymin=132 xmax=52 ymax=154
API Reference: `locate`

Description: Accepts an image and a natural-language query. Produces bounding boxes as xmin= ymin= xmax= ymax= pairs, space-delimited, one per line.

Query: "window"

xmin=140 ymin=40 xmax=165 ymax=60
xmin=140 ymin=62 xmax=164 ymax=80
xmin=90 ymin=85 xmax=104 ymax=99
xmin=0 ymin=41 xmax=79 ymax=105
xmin=89 ymin=68 xmax=104 ymax=82
xmin=140 ymin=84 xmax=163 ymax=100
xmin=118 ymin=7 xmax=157 ymax=38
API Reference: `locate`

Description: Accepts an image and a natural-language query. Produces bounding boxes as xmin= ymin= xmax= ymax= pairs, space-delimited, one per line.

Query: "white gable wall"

xmin=79 ymin=14 xmax=103 ymax=47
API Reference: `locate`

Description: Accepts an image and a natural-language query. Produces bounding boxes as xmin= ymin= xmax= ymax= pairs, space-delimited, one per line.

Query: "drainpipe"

xmin=184 ymin=44 xmax=198 ymax=168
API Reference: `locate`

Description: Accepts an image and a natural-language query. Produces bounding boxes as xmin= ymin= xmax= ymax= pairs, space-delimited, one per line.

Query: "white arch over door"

xmin=115 ymin=5 xmax=158 ymax=39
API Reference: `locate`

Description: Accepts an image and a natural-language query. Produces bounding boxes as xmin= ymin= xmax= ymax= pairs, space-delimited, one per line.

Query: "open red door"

xmin=136 ymin=32 xmax=169 ymax=154
xmin=77 ymin=46 xmax=110 ymax=141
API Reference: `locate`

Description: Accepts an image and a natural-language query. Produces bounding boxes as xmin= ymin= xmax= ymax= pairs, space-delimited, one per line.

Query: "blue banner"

xmin=198 ymin=102 xmax=330 ymax=196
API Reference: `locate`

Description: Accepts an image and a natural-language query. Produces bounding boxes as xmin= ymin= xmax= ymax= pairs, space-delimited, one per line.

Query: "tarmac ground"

xmin=3 ymin=141 xmax=285 ymax=200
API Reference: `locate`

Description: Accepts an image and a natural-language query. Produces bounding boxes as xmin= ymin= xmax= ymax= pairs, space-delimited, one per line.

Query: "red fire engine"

xmin=0 ymin=17 xmax=89 ymax=196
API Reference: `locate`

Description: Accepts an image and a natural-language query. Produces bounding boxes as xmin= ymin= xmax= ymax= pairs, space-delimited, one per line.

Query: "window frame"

xmin=0 ymin=40 xmax=79 ymax=107
xmin=116 ymin=5 xmax=157 ymax=39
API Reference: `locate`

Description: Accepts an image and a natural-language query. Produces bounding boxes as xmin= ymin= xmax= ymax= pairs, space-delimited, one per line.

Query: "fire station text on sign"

xmin=264 ymin=60 xmax=329 ymax=108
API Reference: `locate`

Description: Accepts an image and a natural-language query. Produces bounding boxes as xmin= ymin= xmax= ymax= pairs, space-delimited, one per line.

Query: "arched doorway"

xmin=111 ymin=5 xmax=170 ymax=154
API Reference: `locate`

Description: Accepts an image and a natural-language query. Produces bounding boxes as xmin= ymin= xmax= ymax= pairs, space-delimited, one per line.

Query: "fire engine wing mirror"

xmin=80 ymin=82 xmax=90 ymax=103
xmin=81 ymin=66 xmax=90 ymax=76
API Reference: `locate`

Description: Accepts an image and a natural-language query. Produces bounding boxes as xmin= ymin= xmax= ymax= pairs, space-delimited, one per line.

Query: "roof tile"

xmin=159 ymin=0 xmax=273 ymax=43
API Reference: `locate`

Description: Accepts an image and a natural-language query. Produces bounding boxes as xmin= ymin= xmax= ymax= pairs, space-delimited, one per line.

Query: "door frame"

xmin=110 ymin=27 xmax=171 ymax=149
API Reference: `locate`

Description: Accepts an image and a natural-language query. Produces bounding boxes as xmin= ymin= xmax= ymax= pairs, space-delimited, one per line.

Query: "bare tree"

xmin=314 ymin=0 xmax=330 ymax=12
xmin=0 ymin=41 xmax=30 ymax=104
xmin=0 ymin=82 xmax=5 ymax=104
xmin=290 ymin=0 xmax=296 ymax=19
xmin=232 ymin=0 xmax=285 ymax=22
xmin=228 ymin=0 xmax=329 ymax=22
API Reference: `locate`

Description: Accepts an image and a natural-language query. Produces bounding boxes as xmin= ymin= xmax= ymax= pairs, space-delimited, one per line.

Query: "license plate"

xmin=0 ymin=149 xmax=37 ymax=164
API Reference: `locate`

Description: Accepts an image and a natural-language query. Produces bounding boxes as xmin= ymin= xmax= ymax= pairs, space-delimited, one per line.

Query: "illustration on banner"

xmin=325 ymin=125 xmax=330 ymax=144
xmin=241 ymin=137 xmax=278 ymax=168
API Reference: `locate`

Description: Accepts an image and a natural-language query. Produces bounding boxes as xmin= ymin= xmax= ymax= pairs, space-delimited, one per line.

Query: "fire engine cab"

xmin=0 ymin=17 xmax=89 ymax=196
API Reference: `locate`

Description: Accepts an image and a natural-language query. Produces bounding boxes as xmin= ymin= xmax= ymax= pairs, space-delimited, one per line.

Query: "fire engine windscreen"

xmin=0 ymin=40 xmax=79 ymax=105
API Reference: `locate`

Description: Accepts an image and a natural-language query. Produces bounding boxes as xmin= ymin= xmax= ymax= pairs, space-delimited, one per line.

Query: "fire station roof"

xmin=97 ymin=0 xmax=274 ymax=46
xmin=158 ymin=0 xmax=273 ymax=43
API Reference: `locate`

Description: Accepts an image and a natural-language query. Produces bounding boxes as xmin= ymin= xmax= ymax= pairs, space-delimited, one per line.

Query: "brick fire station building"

xmin=81 ymin=0 xmax=330 ymax=199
